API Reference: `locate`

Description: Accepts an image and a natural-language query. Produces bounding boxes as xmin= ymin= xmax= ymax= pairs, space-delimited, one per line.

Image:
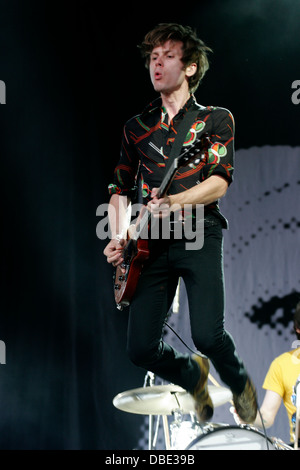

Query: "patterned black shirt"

xmin=108 ymin=95 xmax=235 ymax=228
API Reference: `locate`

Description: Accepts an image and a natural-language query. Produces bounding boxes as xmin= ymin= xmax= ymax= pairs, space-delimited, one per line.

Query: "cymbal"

xmin=113 ymin=384 xmax=232 ymax=416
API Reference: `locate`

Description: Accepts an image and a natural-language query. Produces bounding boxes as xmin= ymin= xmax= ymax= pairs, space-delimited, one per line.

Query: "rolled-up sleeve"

xmin=262 ymin=359 xmax=284 ymax=398
xmin=201 ymin=108 xmax=235 ymax=185
xmin=108 ymin=122 xmax=140 ymax=199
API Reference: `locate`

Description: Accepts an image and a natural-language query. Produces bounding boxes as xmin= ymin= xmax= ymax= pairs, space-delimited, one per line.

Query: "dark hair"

xmin=139 ymin=23 xmax=212 ymax=93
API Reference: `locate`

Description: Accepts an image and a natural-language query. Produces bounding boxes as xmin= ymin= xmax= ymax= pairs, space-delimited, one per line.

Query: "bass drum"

xmin=185 ymin=425 xmax=276 ymax=450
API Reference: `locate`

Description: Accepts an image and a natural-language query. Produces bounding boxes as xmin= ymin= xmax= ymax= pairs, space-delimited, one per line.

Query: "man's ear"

xmin=185 ymin=63 xmax=197 ymax=77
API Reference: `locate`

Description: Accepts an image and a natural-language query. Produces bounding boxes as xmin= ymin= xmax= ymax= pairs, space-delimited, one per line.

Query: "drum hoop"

xmin=185 ymin=425 xmax=272 ymax=450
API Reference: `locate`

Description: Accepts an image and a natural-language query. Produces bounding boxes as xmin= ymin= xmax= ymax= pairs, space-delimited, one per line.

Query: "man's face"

xmin=149 ymin=40 xmax=189 ymax=94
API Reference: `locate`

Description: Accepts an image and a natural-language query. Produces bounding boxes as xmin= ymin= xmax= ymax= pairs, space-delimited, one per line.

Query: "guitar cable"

xmin=164 ymin=320 xmax=271 ymax=450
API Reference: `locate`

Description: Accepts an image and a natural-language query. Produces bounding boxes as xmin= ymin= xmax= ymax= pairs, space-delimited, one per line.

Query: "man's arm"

xmin=169 ymin=174 xmax=228 ymax=207
xmin=148 ymin=175 xmax=228 ymax=216
xmin=107 ymin=194 xmax=131 ymax=240
xmin=252 ymin=389 xmax=282 ymax=429
xmin=103 ymin=194 xmax=131 ymax=267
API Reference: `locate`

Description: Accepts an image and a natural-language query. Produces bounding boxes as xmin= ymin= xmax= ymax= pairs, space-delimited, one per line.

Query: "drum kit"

xmin=113 ymin=372 xmax=294 ymax=451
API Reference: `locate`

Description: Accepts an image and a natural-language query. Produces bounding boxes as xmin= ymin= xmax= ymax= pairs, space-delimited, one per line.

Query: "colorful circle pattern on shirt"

xmin=183 ymin=120 xmax=205 ymax=146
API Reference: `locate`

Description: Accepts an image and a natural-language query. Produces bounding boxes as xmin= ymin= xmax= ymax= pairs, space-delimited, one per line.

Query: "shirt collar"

xmin=142 ymin=94 xmax=198 ymax=118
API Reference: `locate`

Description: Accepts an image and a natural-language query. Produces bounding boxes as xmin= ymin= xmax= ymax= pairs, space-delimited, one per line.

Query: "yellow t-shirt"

xmin=263 ymin=347 xmax=300 ymax=442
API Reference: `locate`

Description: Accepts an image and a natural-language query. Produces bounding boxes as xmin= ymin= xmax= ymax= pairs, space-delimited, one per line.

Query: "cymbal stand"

xmin=143 ymin=372 xmax=171 ymax=450
xmin=143 ymin=371 xmax=156 ymax=450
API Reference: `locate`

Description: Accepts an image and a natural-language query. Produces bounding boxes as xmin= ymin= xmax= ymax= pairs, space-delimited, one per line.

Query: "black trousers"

xmin=127 ymin=222 xmax=247 ymax=395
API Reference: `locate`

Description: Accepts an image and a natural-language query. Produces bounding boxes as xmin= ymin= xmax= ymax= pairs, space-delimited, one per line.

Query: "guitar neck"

xmin=129 ymin=133 xmax=208 ymax=241
xmin=157 ymin=158 xmax=178 ymax=198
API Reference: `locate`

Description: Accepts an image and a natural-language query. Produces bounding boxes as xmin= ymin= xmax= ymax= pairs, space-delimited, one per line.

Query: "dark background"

xmin=0 ymin=0 xmax=299 ymax=450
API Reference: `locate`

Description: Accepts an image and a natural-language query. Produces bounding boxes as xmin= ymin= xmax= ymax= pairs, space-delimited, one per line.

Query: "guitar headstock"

xmin=177 ymin=132 xmax=210 ymax=168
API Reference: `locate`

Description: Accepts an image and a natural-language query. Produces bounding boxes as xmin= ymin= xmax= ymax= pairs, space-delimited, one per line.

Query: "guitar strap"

xmin=164 ymin=108 xmax=199 ymax=175
xmin=135 ymin=107 xmax=199 ymax=205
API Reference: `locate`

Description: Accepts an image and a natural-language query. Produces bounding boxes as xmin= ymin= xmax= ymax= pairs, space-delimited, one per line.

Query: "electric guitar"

xmin=113 ymin=133 xmax=209 ymax=310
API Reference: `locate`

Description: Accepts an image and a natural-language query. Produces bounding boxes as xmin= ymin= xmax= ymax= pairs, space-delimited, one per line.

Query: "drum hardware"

xmin=142 ymin=372 xmax=169 ymax=450
xmin=270 ymin=437 xmax=294 ymax=450
xmin=143 ymin=372 xmax=172 ymax=450
xmin=185 ymin=424 xmax=277 ymax=450
xmin=113 ymin=371 xmax=293 ymax=450
xmin=112 ymin=382 xmax=232 ymax=415
xmin=169 ymin=410 xmax=204 ymax=450
xmin=113 ymin=371 xmax=232 ymax=450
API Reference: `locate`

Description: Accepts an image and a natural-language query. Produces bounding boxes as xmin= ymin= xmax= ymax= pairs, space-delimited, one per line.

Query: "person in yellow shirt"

xmin=233 ymin=302 xmax=300 ymax=447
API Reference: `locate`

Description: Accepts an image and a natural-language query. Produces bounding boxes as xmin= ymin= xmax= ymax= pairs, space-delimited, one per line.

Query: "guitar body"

xmin=114 ymin=237 xmax=149 ymax=309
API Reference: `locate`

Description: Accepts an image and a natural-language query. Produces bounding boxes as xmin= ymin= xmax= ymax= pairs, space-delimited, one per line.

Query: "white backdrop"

xmin=137 ymin=145 xmax=300 ymax=449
